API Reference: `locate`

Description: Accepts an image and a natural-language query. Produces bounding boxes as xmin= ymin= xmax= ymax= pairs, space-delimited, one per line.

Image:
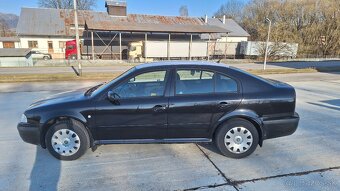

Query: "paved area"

xmin=0 ymin=60 xmax=339 ymax=74
xmin=0 ymin=72 xmax=339 ymax=190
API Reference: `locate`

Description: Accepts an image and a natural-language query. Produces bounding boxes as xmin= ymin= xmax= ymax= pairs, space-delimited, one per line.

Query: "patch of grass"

xmin=0 ymin=73 xmax=122 ymax=83
xmin=246 ymin=68 xmax=317 ymax=75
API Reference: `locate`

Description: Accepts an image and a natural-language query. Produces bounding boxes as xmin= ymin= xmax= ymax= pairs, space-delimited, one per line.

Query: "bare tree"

xmin=179 ymin=5 xmax=189 ymax=17
xmin=233 ymin=0 xmax=340 ymax=56
xmin=0 ymin=19 xmax=9 ymax=37
xmin=38 ymin=0 xmax=96 ymax=10
xmin=214 ymin=1 xmax=246 ymax=22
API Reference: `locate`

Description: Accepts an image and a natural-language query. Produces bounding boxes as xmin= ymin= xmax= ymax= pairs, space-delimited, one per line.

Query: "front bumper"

xmin=263 ymin=112 xmax=299 ymax=139
xmin=17 ymin=123 xmax=41 ymax=145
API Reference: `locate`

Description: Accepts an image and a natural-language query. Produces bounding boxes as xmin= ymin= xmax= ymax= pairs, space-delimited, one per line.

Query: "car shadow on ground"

xmin=197 ymin=142 xmax=222 ymax=155
xmin=308 ymin=99 xmax=340 ymax=112
xmin=29 ymin=146 xmax=60 ymax=191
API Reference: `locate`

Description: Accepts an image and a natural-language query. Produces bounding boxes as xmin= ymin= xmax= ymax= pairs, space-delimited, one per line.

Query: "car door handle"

xmin=218 ymin=102 xmax=230 ymax=109
xmin=153 ymin=105 xmax=167 ymax=112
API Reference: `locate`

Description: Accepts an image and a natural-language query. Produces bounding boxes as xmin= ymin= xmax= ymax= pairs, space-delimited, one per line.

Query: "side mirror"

xmin=107 ymin=91 xmax=120 ymax=104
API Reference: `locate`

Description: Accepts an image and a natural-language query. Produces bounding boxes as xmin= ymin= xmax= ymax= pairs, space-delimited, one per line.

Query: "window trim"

xmin=110 ymin=69 xmax=170 ymax=100
xmin=174 ymin=68 xmax=240 ymax=96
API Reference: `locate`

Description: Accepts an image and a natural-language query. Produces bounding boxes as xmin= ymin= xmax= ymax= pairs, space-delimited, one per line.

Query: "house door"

xmin=3 ymin=42 xmax=15 ymax=48
xmin=48 ymin=41 xmax=54 ymax=54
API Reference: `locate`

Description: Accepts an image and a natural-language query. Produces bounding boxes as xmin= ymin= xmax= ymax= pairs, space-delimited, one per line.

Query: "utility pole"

xmin=73 ymin=0 xmax=82 ymax=75
xmin=263 ymin=18 xmax=271 ymax=70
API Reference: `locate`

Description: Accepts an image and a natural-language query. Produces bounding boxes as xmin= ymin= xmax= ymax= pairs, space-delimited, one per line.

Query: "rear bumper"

xmin=263 ymin=112 xmax=299 ymax=139
xmin=17 ymin=123 xmax=41 ymax=145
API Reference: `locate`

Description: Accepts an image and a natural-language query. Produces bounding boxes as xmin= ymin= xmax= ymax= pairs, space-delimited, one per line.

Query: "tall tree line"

xmin=215 ymin=0 xmax=340 ymax=56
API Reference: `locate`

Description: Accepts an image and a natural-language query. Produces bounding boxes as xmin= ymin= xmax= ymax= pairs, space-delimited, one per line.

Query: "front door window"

xmin=113 ymin=70 xmax=167 ymax=98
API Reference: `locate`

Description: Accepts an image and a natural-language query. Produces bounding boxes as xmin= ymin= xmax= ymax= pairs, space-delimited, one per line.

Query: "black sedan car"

xmin=18 ymin=62 xmax=299 ymax=160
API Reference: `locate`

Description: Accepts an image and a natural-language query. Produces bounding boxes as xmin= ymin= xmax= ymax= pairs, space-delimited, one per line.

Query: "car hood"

xmin=28 ymin=88 xmax=88 ymax=109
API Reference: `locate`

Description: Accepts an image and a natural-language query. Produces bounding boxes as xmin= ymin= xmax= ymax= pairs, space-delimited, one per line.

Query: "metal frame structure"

xmin=84 ymin=20 xmax=229 ymax=61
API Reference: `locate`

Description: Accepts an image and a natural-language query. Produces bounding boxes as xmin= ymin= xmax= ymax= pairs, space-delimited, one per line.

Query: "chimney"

xmin=105 ymin=0 xmax=127 ymax=16
xmin=205 ymin=15 xmax=208 ymax=23
xmin=223 ymin=15 xmax=226 ymax=24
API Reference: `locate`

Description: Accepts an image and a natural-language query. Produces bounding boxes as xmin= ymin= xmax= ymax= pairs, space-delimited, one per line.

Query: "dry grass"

xmin=0 ymin=73 xmax=121 ymax=83
xmin=247 ymin=68 xmax=317 ymax=75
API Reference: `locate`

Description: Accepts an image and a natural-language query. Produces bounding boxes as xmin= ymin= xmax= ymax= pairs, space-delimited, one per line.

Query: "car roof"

xmin=135 ymin=61 xmax=230 ymax=70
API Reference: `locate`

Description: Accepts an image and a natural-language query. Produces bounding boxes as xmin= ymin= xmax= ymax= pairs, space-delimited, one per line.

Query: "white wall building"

xmin=16 ymin=8 xmax=79 ymax=59
xmin=19 ymin=36 xmax=73 ymax=59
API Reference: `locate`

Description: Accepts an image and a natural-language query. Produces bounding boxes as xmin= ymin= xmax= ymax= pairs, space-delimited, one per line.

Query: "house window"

xmin=59 ymin=41 xmax=66 ymax=49
xmin=3 ymin=42 xmax=15 ymax=48
xmin=28 ymin=41 xmax=38 ymax=48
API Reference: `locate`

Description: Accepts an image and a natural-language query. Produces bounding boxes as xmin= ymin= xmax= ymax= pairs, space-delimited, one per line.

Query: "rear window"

xmin=215 ymin=74 xmax=238 ymax=93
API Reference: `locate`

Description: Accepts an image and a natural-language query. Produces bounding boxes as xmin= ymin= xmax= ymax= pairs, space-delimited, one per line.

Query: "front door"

xmin=48 ymin=41 xmax=54 ymax=54
xmin=94 ymin=70 xmax=170 ymax=140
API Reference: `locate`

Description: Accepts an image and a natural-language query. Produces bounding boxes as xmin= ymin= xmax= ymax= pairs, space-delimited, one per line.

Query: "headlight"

xmin=20 ymin=114 xmax=28 ymax=123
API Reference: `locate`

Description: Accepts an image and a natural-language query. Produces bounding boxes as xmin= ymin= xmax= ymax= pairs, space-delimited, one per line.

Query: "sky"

xmin=0 ymin=0 xmax=230 ymax=17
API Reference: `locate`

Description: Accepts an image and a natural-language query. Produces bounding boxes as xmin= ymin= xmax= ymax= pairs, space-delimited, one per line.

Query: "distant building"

xmin=203 ymin=17 xmax=250 ymax=43
xmin=0 ymin=48 xmax=33 ymax=67
xmin=15 ymin=0 xmax=249 ymax=59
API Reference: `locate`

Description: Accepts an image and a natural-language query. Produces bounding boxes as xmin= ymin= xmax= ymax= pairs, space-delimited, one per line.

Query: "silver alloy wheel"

xmin=51 ymin=129 xmax=80 ymax=156
xmin=224 ymin=127 xmax=253 ymax=154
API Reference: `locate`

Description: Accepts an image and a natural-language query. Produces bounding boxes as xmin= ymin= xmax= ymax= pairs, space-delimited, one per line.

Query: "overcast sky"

xmin=0 ymin=0 xmax=237 ymax=17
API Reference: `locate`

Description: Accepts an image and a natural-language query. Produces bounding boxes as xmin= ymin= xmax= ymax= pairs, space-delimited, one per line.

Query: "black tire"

xmin=43 ymin=56 xmax=50 ymax=60
xmin=70 ymin=55 xmax=77 ymax=60
xmin=215 ymin=118 xmax=259 ymax=159
xmin=45 ymin=120 xmax=90 ymax=161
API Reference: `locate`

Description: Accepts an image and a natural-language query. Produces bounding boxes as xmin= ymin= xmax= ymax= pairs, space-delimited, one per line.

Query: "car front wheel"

xmin=215 ymin=118 xmax=259 ymax=159
xmin=45 ymin=120 xmax=90 ymax=160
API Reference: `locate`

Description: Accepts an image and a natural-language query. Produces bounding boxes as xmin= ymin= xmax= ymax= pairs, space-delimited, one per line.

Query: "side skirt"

xmin=94 ymin=138 xmax=212 ymax=145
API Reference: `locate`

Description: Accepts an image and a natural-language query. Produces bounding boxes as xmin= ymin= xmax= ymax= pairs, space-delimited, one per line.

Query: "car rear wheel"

xmin=45 ymin=120 xmax=90 ymax=160
xmin=43 ymin=56 xmax=50 ymax=60
xmin=215 ymin=118 xmax=259 ymax=159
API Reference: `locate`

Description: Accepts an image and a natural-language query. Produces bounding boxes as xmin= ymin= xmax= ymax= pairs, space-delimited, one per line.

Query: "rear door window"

xmin=176 ymin=69 xmax=214 ymax=95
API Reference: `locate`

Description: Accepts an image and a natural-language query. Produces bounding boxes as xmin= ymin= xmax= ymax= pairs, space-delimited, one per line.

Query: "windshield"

xmin=89 ymin=67 xmax=136 ymax=96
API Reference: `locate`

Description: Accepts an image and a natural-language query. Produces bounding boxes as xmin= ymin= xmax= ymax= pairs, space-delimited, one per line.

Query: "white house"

xmin=16 ymin=8 xmax=77 ymax=59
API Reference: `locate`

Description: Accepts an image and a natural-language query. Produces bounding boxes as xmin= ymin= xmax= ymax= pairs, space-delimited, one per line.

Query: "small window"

xmin=59 ymin=41 xmax=66 ymax=49
xmin=113 ymin=71 xmax=167 ymax=98
xmin=28 ymin=41 xmax=38 ymax=48
xmin=176 ymin=69 xmax=214 ymax=95
xmin=215 ymin=74 xmax=238 ymax=93
xmin=3 ymin=42 xmax=15 ymax=48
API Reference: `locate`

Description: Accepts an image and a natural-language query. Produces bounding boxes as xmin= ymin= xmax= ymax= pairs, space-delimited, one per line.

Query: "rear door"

xmin=167 ymin=68 xmax=216 ymax=138
xmin=167 ymin=68 xmax=242 ymax=139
